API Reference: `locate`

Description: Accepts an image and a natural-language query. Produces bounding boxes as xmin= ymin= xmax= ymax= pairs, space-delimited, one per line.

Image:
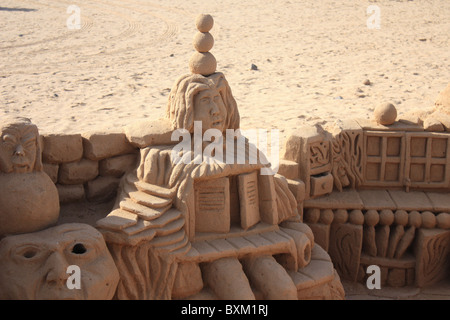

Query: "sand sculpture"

xmin=0 ymin=117 xmax=120 ymax=300
xmin=281 ymin=92 xmax=450 ymax=288
xmin=96 ymin=14 xmax=344 ymax=300
xmin=1 ymin=13 xmax=449 ymax=300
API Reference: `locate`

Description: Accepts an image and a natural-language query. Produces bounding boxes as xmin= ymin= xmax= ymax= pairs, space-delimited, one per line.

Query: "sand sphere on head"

xmin=374 ymin=102 xmax=397 ymax=125
xmin=189 ymin=52 xmax=217 ymax=76
xmin=196 ymin=14 xmax=214 ymax=33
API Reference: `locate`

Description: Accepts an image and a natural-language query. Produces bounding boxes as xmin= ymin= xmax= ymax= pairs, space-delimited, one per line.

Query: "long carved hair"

xmin=166 ymin=72 xmax=240 ymax=133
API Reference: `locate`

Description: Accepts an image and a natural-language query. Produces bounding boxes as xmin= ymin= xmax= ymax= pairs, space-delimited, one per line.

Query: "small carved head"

xmin=166 ymin=72 xmax=240 ymax=134
xmin=0 ymin=117 xmax=42 ymax=173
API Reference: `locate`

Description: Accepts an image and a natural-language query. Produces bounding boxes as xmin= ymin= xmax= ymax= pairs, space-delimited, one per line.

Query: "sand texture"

xmin=1 ymin=0 xmax=449 ymax=146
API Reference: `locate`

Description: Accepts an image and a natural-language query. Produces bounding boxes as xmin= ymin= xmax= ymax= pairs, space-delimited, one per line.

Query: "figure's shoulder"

xmin=124 ymin=118 xmax=175 ymax=149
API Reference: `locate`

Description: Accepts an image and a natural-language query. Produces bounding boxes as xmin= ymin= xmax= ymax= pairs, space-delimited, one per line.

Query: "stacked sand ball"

xmin=189 ymin=14 xmax=216 ymax=76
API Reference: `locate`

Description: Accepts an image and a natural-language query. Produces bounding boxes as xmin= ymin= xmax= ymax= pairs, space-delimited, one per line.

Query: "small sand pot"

xmin=0 ymin=172 xmax=60 ymax=236
xmin=374 ymin=102 xmax=397 ymax=125
xmin=0 ymin=117 xmax=59 ymax=236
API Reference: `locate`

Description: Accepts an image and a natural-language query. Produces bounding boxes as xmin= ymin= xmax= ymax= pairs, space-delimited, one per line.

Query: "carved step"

xmin=126 ymin=173 xmax=176 ymax=199
xmin=151 ymin=228 xmax=186 ymax=248
xmin=119 ymin=198 xmax=171 ymax=221
xmin=97 ymin=208 xmax=138 ymax=231
xmin=123 ymin=179 xmax=173 ymax=208
xmin=128 ymin=190 xmax=172 ymax=208
xmin=157 ymin=234 xmax=191 ymax=255
xmin=121 ymin=209 xmax=183 ymax=236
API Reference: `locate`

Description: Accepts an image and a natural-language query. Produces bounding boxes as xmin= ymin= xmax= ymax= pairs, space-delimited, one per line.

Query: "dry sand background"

xmin=1 ymin=0 xmax=449 ymax=147
xmin=1 ymin=0 xmax=450 ymax=300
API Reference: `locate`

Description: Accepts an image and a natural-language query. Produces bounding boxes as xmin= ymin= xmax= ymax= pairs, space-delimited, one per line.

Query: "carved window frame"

xmin=362 ymin=131 xmax=405 ymax=187
xmin=405 ymin=132 xmax=450 ymax=188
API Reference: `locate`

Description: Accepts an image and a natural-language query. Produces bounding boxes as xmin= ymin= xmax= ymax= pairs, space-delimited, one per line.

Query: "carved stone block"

xmin=278 ymin=159 xmax=299 ymax=180
xmin=82 ymin=131 xmax=136 ymax=161
xmin=59 ymin=159 xmax=99 ymax=185
xmin=85 ymin=176 xmax=120 ymax=201
xmin=99 ymin=154 xmax=138 ymax=178
xmin=42 ymin=133 xmax=83 ymax=164
xmin=328 ymin=222 xmax=363 ymax=281
xmin=43 ymin=162 xmax=59 ymax=183
xmin=414 ymin=228 xmax=450 ymax=287
xmin=56 ymin=184 xmax=85 ymax=203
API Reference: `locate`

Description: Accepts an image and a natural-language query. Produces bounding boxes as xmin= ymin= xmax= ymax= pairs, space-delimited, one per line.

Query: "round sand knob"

xmin=319 ymin=209 xmax=334 ymax=225
xmin=379 ymin=209 xmax=395 ymax=226
xmin=394 ymin=210 xmax=409 ymax=226
xmin=364 ymin=210 xmax=379 ymax=227
xmin=334 ymin=209 xmax=348 ymax=224
xmin=349 ymin=209 xmax=364 ymax=225
xmin=421 ymin=211 xmax=437 ymax=229
xmin=374 ymin=102 xmax=397 ymax=125
xmin=436 ymin=212 xmax=450 ymax=229
xmin=409 ymin=211 xmax=422 ymax=228
xmin=196 ymin=14 xmax=214 ymax=33
xmin=189 ymin=52 xmax=217 ymax=76
xmin=304 ymin=208 xmax=320 ymax=224
xmin=193 ymin=31 xmax=214 ymax=53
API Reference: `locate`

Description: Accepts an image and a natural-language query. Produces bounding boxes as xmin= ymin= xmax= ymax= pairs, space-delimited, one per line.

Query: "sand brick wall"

xmin=40 ymin=131 xmax=138 ymax=204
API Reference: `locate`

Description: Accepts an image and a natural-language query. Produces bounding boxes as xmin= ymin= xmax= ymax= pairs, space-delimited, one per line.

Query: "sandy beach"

xmin=1 ymin=0 xmax=449 ymax=146
xmin=1 ymin=0 xmax=450 ymax=300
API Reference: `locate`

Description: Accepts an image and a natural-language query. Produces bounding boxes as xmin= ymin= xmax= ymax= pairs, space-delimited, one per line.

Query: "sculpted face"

xmin=0 ymin=121 xmax=38 ymax=173
xmin=0 ymin=223 xmax=119 ymax=300
xmin=194 ymin=88 xmax=227 ymax=133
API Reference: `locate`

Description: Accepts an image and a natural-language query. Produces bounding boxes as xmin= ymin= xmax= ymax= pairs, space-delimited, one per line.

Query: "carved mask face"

xmin=0 ymin=223 xmax=119 ymax=300
xmin=193 ymin=88 xmax=227 ymax=134
xmin=0 ymin=123 xmax=37 ymax=173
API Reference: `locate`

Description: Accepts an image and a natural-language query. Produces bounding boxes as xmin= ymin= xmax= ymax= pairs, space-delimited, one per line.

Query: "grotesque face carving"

xmin=0 ymin=223 xmax=119 ymax=300
xmin=193 ymin=88 xmax=227 ymax=134
xmin=0 ymin=118 xmax=39 ymax=174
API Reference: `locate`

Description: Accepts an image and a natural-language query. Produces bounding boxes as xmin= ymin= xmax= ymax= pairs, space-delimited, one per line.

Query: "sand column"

xmin=189 ymin=14 xmax=217 ymax=76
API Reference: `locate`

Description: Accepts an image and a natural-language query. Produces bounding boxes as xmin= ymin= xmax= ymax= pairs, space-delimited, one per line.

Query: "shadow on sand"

xmin=0 ymin=7 xmax=37 ymax=12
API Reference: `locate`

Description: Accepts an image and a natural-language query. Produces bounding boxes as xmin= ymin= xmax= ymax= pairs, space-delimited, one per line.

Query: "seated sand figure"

xmin=97 ymin=14 xmax=344 ymax=300
xmin=0 ymin=116 xmax=59 ymax=237
xmin=0 ymin=223 xmax=119 ymax=300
